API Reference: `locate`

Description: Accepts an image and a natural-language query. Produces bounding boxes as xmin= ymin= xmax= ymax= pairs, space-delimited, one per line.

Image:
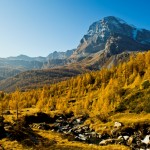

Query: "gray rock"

xmin=114 ymin=122 xmax=123 ymax=128
xmin=141 ymin=135 xmax=150 ymax=145
xmin=99 ymin=138 xmax=116 ymax=145
xmin=70 ymin=16 xmax=150 ymax=69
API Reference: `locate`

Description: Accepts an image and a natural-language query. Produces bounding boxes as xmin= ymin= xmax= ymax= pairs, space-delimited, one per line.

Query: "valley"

xmin=0 ymin=16 xmax=150 ymax=150
xmin=0 ymin=50 xmax=150 ymax=149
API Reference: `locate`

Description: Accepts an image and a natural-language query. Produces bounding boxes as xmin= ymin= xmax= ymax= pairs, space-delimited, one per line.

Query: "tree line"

xmin=0 ymin=51 xmax=150 ymax=117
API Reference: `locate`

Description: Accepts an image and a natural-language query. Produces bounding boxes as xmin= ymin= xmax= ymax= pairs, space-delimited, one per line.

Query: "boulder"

xmin=126 ymin=136 xmax=134 ymax=146
xmin=118 ymin=135 xmax=129 ymax=141
xmin=141 ymin=135 xmax=150 ymax=145
xmin=117 ymin=135 xmax=130 ymax=145
xmin=114 ymin=122 xmax=123 ymax=128
xmin=99 ymin=139 xmax=116 ymax=145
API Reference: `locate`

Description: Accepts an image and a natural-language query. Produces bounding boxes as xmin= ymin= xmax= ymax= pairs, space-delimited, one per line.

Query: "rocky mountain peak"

xmin=71 ymin=16 xmax=150 ymax=61
xmin=83 ymin=16 xmax=149 ymax=44
xmin=88 ymin=16 xmax=128 ymax=35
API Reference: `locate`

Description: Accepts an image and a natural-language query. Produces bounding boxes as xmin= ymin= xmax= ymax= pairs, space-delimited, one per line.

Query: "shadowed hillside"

xmin=0 ymin=67 xmax=87 ymax=92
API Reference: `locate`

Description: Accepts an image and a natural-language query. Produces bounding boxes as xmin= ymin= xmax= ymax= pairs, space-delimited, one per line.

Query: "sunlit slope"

xmin=1 ymin=51 xmax=149 ymax=116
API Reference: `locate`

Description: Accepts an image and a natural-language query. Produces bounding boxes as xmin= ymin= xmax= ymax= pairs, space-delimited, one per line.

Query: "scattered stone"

xmin=8 ymin=112 xmax=150 ymax=149
xmin=114 ymin=122 xmax=123 ymax=128
xmin=3 ymin=110 xmax=11 ymax=115
xmin=118 ymin=135 xmax=129 ymax=141
xmin=4 ymin=125 xmax=13 ymax=131
xmin=141 ymin=135 xmax=150 ymax=145
xmin=127 ymin=136 xmax=134 ymax=145
xmin=99 ymin=139 xmax=116 ymax=145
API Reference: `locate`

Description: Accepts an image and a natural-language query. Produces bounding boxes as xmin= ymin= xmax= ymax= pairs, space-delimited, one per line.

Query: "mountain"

xmin=47 ymin=49 xmax=74 ymax=60
xmin=0 ymin=59 xmax=44 ymax=80
xmin=70 ymin=16 xmax=150 ymax=68
xmin=7 ymin=54 xmax=46 ymax=62
xmin=5 ymin=49 xmax=74 ymax=62
xmin=0 ymin=50 xmax=74 ymax=80
xmin=0 ymin=67 xmax=24 ymax=81
xmin=44 ymin=49 xmax=75 ymax=68
xmin=1 ymin=16 xmax=150 ymax=91
xmin=1 ymin=16 xmax=150 ymax=74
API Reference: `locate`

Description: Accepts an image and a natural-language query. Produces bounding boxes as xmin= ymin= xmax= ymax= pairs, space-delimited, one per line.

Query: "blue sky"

xmin=0 ymin=0 xmax=150 ymax=57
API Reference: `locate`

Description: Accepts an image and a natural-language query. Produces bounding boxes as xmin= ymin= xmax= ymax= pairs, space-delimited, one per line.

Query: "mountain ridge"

xmin=0 ymin=49 xmax=74 ymax=80
xmin=2 ymin=49 xmax=75 ymax=62
xmin=0 ymin=16 xmax=150 ymax=91
xmin=1 ymin=16 xmax=150 ymax=71
xmin=70 ymin=16 xmax=150 ymax=62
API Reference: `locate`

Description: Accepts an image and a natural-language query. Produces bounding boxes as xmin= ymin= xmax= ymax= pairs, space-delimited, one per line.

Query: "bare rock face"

xmin=70 ymin=16 xmax=150 ymax=64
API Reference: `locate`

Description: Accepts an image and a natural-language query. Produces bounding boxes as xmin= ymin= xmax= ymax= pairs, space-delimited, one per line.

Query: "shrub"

xmin=141 ymin=80 xmax=150 ymax=89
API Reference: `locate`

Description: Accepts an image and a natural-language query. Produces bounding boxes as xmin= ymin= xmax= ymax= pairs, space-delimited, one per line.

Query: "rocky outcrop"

xmin=2 ymin=112 xmax=150 ymax=149
xmin=26 ymin=113 xmax=150 ymax=149
xmin=47 ymin=50 xmax=74 ymax=60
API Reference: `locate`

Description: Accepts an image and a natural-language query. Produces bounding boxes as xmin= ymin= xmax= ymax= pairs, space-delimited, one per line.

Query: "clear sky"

xmin=0 ymin=0 xmax=150 ymax=58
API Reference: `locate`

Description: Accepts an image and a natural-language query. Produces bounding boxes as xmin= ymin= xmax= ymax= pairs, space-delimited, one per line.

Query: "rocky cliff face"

xmin=47 ymin=49 xmax=74 ymax=60
xmin=44 ymin=49 xmax=75 ymax=68
xmin=70 ymin=16 xmax=150 ymax=62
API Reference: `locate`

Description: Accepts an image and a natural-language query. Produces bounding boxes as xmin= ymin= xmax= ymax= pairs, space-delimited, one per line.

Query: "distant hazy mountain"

xmin=44 ymin=49 xmax=75 ymax=68
xmin=47 ymin=49 xmax=74 ymax=60
xmin=7 ymin=54 xmax=46 ymax=62
xmin=0 ymin=49 xmax=75 ymax=80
